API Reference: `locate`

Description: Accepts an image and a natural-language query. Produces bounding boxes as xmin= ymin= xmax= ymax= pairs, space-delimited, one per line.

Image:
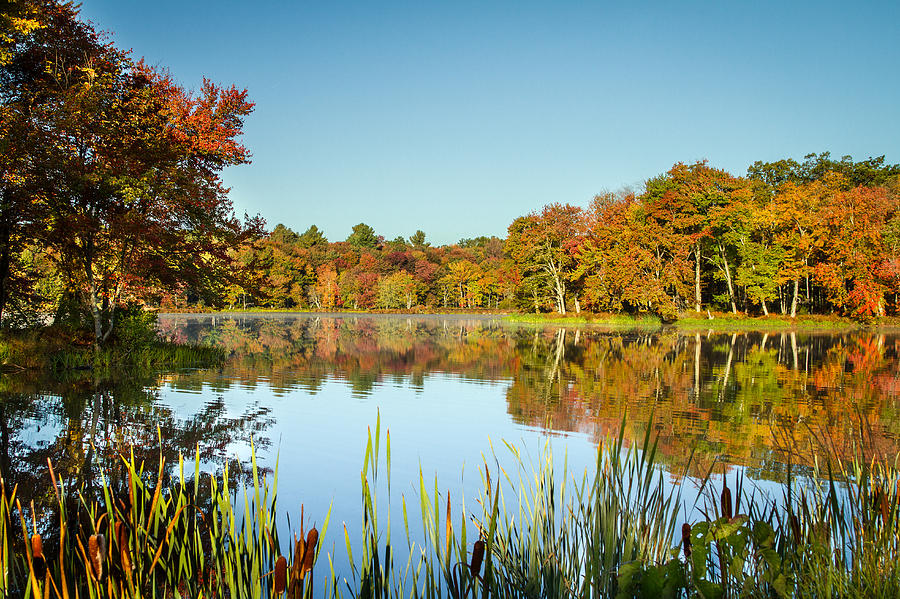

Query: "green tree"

xmin=346 ymin=223 xmax=378 ymax=248
xmin=376 ymin=271 xmax=419 ymax=309
xmin=409 ymin=230 xmax=429 ymax=248
xmin=298 ymin=224 xmax=327 ymax=248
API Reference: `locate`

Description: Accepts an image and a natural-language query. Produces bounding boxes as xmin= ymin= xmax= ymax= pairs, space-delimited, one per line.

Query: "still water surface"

xmin=4 ymin=313 xmax=900 ymax=579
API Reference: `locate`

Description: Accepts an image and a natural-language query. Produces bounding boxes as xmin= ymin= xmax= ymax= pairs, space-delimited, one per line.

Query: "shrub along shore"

xmin=0 ymin=310 xmax=225 ymax=375
xmin=3 ymin=416 xmax=899 ymax=598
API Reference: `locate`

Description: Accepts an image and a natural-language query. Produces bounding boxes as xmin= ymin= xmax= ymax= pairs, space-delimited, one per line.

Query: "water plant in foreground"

xmin=4 ymin=417 xmax=900 ymax=598
xmin=1 ymin=443 xmax=329 ymax=599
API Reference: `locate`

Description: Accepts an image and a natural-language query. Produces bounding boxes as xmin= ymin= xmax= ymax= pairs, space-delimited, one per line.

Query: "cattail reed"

xmin=303 ymin=528 xmax=318 ymax=573
xmin=88 ymin=533 xmax=106 ymax=581
xmin=682 ymin=523 xmax=692 ymax=558
xmin=470 ymin=540 xmax=485 ymax=577
xmin=31 ymin=534 xmax=46 ymax=579
xmin=445 ymin=493 xmax=452 ymax=562
xmin=115 ymin=521 xmax=131 ymax=573
xmin=790 ymin=513 xmax=802 ymax=541
xmin=274 ymin=555 xmax=288 ymax=594
xmin=721 ymin=483 xmax=733 ymax=520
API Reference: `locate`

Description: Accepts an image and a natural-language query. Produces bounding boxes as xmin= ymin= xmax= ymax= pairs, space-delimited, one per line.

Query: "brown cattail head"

xmin=31 ymin=534 xmax=46 ymax=579
xmin=790 ymin=513 xmax=801 ymax=541
xmin=88 ymin=534 xmax=106 ymax=581
xmin=721 ymin=484 xmax=733 ymax=521
xmin=470 ymin=540 xmax=485 ymax=577
xmin=31 ymin=534 xmax=43 ymax=559
xmin=293 ymin=535 xmax=305 ymax=584
xmin=303 ymin=528 xmax=318 ymax=573
xmin=274 ymin=555 xmax=288 ymax=594
xmin=116 ymin=521 xmax=132 ymax=573
xmin=681 ymin=523 xmax=692 ymax=558
xmin=880 ymin=490 xmax=890 ymax=527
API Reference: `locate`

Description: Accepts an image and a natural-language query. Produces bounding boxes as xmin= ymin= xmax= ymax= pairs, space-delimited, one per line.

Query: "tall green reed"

xmin=1 ymin=439 xmax=328 ymax=598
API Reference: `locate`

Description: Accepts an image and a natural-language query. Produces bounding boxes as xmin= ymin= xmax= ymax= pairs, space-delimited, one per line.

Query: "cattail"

xmin=116 ymin=521 xmax=132 ymax=573
xmin=881 ymin=490 xmax=890 ymax=527
xmin=445 ymin=494 xmax=452 ymax=560
xmin=293 ymin=535 xmax=305 ymax=586
xmin=88 ymin=534 xmax=106 ymax=581
xmin=303 ymin=528 xmax=318 ymax=573
xmin=470 ymin=540 xmax=485 ymax=577
xmin=274 ymin=555 xmax=288 ymax=594
xmin=681 ymin=523 xmax=692 ymax=558
xmin=31 ymin=534 xmax=47 ymax=579
xmin=31 ymin=534 xmax=43 ymax=559
xmin=721 ymin=483 xmax=733 ymax=520
xmin=790 ymin=514 xmax=801 ymax=541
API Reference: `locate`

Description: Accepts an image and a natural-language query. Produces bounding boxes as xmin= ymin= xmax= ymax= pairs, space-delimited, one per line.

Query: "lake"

xmin=4 ymin=313 xmax=900 ymax=584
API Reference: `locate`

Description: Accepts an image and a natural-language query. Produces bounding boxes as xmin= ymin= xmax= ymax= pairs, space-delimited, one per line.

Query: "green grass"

xmin=0 ymin=327 xmax=225 ymax=375
xmin=673 ymin=313 xmax=863 ymax=331
xmin=503 ymin=313 xmax=664 ymax=329
xmin=503 ymin=311 xmax=900 ymax=333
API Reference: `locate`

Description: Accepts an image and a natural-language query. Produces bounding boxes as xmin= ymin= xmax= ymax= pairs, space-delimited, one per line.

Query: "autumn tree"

xmin=377 ymin=271 xmax=419 ymax=309
xmin=5 ymin=3 xmax=261 ymax=344
xmin=506 ymin=204 xmax=583 ymax=314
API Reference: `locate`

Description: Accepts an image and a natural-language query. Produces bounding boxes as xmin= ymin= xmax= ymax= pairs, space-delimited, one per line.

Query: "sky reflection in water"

xmin=4 ymin=314 xmax=900 ymax=581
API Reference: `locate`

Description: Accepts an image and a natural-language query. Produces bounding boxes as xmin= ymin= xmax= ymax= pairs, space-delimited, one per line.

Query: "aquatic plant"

xmin=1 ymin=442 xmax=329 ymax=598
xmin=5 ymin=417 xmax=900 ymax=598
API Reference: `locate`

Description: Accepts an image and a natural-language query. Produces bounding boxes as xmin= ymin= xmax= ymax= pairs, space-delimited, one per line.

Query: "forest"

xmin=3 ymin=1 xmax=900 ymax=342
xmin=215 ymin=154 xmax=900 ymax=320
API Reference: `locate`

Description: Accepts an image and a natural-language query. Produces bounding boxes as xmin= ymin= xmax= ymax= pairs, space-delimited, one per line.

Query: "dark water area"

xmin=3 ymin=313 xmax=900 ymax=580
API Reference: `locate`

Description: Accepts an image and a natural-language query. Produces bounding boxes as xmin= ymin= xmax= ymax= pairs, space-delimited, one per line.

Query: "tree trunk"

xmin=790 ymin=279 xmax=799 ymax=318
xmin=0 ymin=223 xmax=10 ymax=324
xmin=694 ymin=245 xmax=702 ymax=312
xmin=760 ymin=299 xmax=769 ymax=317
xmin=718 ymin=243 xmax=737 ymax=314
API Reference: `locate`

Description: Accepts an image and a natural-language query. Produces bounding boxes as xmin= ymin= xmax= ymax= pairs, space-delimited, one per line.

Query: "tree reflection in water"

xmin=5 ymin=314 xmax=900 ymax=513
xmin=161 ymin=314 xmax=900 ymax=479
xmin=0 ymin=366 xmax=274 ymax=512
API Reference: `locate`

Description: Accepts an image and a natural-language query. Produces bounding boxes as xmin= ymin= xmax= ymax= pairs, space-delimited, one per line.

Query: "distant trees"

xmin=167 ymin=153 xmax=899 ymax=319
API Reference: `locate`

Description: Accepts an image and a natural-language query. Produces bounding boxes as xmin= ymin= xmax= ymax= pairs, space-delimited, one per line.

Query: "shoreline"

xmin=155 ymin=309 xmax=898 ymax=332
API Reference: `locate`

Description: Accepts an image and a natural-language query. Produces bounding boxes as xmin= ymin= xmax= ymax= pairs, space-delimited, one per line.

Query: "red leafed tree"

xmin=812 ymin=182 xmax=900 ymax=316
xmin=11 ymin=3 xmax=262 ymax=345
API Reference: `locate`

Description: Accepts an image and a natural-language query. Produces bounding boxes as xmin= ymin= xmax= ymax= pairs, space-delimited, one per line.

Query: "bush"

xmin=113 ymin=305 xmax=161 ymax=348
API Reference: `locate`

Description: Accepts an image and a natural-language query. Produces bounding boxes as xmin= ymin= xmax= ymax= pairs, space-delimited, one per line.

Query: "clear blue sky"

xmin=79 ymin=1 xmax=900 ymax=245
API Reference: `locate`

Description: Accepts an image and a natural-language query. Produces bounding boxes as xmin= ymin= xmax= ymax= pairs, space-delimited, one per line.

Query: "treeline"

xmin=165 ymin=153 xmax=900 ymax=318
xmin=4 ymin=6 xmax=900 ymax=326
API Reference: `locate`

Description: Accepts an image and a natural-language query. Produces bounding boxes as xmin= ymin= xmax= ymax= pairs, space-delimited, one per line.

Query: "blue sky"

xmin=79 ymin=1 xmax=900 ymax=245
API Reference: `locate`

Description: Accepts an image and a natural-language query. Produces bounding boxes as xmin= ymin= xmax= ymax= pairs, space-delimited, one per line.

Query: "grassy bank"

xmin=156 ymin=308 xmax=900 ymax=333
xmin=4 ymin=416 xmax=900 ymax=598
xmin=504 ymin=311 xmax=897 ymax=332
xmin=0 ymin=324 xmax=225 ymax=375
xmin=504 ymin=312 xmax=664 ymax=329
